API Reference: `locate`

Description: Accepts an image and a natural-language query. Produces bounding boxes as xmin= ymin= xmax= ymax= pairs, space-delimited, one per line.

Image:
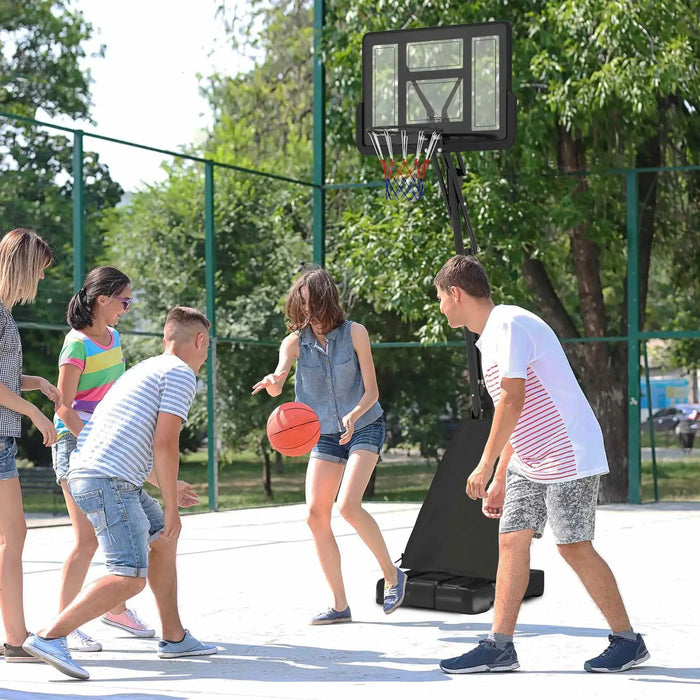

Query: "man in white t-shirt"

xmin=433 ymin=255 xmax=648 ymax=675
xmin=24 ymin=307 xmax=217 ymax=680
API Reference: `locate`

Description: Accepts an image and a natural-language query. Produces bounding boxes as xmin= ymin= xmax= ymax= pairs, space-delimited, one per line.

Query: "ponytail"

xmin=66 ymin=288 xmax=93 ymax=329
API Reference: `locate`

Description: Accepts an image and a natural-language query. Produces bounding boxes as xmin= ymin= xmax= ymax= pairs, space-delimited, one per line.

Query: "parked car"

xmin=641 ymin=404 xmax=700 ymax=433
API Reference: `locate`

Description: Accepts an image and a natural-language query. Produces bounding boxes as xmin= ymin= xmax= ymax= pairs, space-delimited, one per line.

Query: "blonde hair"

xmin=0 ymin=229 xmax=52 ymax=309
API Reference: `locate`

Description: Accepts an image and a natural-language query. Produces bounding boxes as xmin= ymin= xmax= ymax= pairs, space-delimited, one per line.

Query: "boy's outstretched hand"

xmin=177 ymin=480 xmax=199 ymax=508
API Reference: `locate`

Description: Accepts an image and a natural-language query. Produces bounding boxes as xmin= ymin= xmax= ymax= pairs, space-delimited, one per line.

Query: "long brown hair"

xmin=0 ymin=228 xmax=52 ymax=309
xmin=285 ymin=268 xmax=345 ymax=334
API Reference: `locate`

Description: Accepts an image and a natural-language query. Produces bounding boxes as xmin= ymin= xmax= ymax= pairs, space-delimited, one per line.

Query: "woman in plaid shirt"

xmin=0 ymin=228 xmax=61 ymax=662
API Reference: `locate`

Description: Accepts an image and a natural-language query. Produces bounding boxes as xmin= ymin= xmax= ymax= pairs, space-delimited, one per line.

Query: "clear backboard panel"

xmin=356 ymin=21 xmax=515 ymax=155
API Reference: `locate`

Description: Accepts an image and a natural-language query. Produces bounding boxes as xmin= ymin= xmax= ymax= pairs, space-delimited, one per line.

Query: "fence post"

xmin=204 ymin=160 xmax=218 ymax=511
xmin=312 ymin=0 xmax=326 ymax=266
xmin=72 ymin=130 xmax=85 ymax=291
xmin=626 ymin=169 xmax=641 ymax=504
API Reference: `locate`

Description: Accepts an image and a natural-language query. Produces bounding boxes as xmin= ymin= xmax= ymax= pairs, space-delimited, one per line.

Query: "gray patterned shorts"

xmin=500 ymin=463 xmax=600 ymax=544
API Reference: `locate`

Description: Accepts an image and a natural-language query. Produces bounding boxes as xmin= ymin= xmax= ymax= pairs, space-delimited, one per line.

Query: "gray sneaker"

xmin=4 ymin=642 xmax=41 ymax=663
xmin=22 ymin=634 xmax=89 ymax=680
xmin=383 ymin=567 xmax=407 ymax=614
xmin=310 ymin=606 xmax=352 ymax=625
xmin=157 ymin=630 xmax=218 ymax=659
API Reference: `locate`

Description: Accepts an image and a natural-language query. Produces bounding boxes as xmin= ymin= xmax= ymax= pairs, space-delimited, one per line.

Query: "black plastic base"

xmin=376 ymin=569 xmax=544 ymax=614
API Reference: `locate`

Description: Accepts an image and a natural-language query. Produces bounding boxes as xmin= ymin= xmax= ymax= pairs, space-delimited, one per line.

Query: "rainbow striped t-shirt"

xmin=54 ymin=327 xmax=125 ymax=439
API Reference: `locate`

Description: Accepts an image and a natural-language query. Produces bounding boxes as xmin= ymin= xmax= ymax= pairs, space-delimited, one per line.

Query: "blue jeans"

xmin=310 ymin=417 xmax=385 ymax=464
xmin=0 ymin=436 xmax=18 ymax=480
xmin=51 ymin=432 xmax=78 ymax=483
xmin=68 ymin=477 xmax=164 ymax=578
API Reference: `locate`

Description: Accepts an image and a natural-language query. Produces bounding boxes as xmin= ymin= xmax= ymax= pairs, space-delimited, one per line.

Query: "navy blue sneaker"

xmin=383 ymin=567 xmax=407 ymax=614
xmin=310 ymin=606 xmax=352 ymax=625
xmin=584 ymin=633 xmax=650 ymax=672
xmin=440 ymin=639 xmax=519 ymax=674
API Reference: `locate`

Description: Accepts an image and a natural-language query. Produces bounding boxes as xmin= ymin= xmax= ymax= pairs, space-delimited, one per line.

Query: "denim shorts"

xmin=500 ymin=462 xmax=600 ymax=545
xmin=310 ymin=417 xmax=385 ymax=464
xmin=68 ymin=477 xmax=165 ymax=578
xmin=51 ymin=432 xmax=78 ymax=483
xmin=0 ymin=436 xmax=18 ymax=481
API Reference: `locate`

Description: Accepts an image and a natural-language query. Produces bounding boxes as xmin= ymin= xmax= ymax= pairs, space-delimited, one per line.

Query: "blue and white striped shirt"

xmin=67 ymin=353 xmax=197 ymax=485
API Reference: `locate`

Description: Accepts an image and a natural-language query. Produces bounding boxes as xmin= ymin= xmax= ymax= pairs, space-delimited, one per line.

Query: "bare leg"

xmin=558 ymin=541 xmax=632 ymax=633
xmin=305 ymin=458 xmax=346 ymax=610
xmin=59 ymin=481 xmax=127 ymax=615
xmin=336 ymin=450 xmax=397 ymax=584
xmin=40 ymin=575 xmax=145 ymax=639
xmin=491 ymin=529 xmax=534 ymax=636
xmin=0 ymin=477 xmax=29 ymax=646
xmin=147 ymin=535 xmax=184 ymax=641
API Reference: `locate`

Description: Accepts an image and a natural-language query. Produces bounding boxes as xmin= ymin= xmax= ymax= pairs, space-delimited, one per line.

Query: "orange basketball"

xmin=266 ymin=402 xmax=321 ymax=457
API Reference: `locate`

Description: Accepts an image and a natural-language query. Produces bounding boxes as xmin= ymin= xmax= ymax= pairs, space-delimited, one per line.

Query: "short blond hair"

xmin=164 ymin=306 xmax=210 ymax=342
xmin=0 ymin=229 xmax=52 ymax=309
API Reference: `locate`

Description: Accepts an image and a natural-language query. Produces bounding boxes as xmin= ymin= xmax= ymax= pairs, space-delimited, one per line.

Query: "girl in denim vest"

xmin=0 ymin=228 xmax=60 ymax=661
xmin=253 ymin=268 xmax=406 ymax=623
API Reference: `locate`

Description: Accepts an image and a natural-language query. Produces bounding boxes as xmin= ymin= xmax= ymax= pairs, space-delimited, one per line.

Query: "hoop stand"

xmin=377 ymin=149 xmax=545 ymax=614
xmin=433 ymin=149 xmax=488 ymax=419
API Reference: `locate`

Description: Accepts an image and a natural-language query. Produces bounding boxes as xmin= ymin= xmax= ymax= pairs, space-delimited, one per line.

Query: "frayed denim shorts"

xmin=51 ymin=432 xmax=78 ymax=484
xmin=0 ymin=436 xmax=18 ymax=481
xmin=68 ymin=476 xmax=164 ymax=578
xmin=310 ymin=417 xmax=385 ymax=464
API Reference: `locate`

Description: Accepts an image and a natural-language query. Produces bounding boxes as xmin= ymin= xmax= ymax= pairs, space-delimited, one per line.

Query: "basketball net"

xmin=368 ymin=129 xmax=442 ymax=201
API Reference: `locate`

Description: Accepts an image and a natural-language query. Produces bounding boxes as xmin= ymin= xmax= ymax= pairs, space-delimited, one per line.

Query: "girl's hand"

xmin=339 ymin=414 xmax=355 ymax=445
xmin=29 ymin=406 xmax=58 ymax=446
xmin=251 ymin=370 xmax=288 ymax=395
xmin=39 ymin=378 xmax=62 ymax=408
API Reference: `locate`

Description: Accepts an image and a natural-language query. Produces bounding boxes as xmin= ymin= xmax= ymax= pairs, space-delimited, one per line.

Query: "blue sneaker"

xmin=383 ymin=567 xmax=407 ymax=614
xmin=440 ymin=639 xmax=520 ymax=674
xmin=157 ymin=630 xmax=218 ymax=658
xmin=310 ymin=606 xmax=352 ymax=625
xmin=584 ymin=634 xmax=650 ymax=672
xmin=22 ymin=634 xmax=89 ymax=680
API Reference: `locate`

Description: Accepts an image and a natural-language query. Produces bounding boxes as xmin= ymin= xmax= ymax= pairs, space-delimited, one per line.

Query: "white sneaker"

xmin=67 ymin=628 xmax=102 ymax=652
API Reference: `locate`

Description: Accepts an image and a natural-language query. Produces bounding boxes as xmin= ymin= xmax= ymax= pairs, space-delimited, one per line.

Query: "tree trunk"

xmin=518 ymin=127 xmax=631 ymax=502
xmin=261 ymin=438 xmax=273 ymax=499
xmin=363 ymin=466 xmax=377 ymax=499
xmin=275 ymin=451 xmax=284 ymax=474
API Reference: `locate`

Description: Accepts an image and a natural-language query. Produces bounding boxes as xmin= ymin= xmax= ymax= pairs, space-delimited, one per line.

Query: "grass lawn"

xmin=20 ymin=448 xmax=699 ymax=514
xmin=166 ymin=450 xmax=439 ymax=512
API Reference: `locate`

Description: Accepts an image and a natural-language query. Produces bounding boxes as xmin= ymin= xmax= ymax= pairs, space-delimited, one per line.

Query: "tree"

xmin=0 ymin=2 xmax=123 ymax=462
xmin=322 ymin=0 xmax=700 ymax=501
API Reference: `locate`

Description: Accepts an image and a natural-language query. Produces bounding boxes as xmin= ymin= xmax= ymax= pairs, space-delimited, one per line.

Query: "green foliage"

xmin=0 ymin=3 xmax=122 ymax=463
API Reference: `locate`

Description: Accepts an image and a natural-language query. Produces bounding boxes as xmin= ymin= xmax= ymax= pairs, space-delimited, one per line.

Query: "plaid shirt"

xmin=0 ymin=302 xmax=23 ymax=437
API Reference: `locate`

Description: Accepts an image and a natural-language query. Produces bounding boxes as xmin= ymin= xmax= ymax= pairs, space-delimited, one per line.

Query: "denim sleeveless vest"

xmin=295 ymin=321 xmax=383 ymax=435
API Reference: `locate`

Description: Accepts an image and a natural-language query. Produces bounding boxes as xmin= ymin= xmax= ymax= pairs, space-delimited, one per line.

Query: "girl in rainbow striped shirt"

xmin=52 ymin=266 xmax=154 ymax=652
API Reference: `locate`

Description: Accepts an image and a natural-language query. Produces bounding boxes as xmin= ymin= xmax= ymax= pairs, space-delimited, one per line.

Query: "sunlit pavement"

xmin=6 ymin=500 xmax=700 ymax=699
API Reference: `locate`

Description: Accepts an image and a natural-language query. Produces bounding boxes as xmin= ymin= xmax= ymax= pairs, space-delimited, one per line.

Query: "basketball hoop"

xmin=368 ymin=130 xmax=442 ymax=201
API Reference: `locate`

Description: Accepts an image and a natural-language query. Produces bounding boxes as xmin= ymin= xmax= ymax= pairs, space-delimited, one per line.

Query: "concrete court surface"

xmin=2 ymin=500 xmax=699 ymax=700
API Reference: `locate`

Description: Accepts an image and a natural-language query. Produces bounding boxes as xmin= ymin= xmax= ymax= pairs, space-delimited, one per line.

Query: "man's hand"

xmin=466 ymin=459 xmax=494 ymax=500
xmin=177 ymin=480 xmax=199 ymax=508
xmin=161 ymin=509 xmax=182 ymax=541
xmin=482 ymin=477 xmax=505 ymax=519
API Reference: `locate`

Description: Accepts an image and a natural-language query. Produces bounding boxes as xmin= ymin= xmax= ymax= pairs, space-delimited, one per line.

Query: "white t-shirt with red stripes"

xmin=476 ymin=304 xmax=609 ymax=483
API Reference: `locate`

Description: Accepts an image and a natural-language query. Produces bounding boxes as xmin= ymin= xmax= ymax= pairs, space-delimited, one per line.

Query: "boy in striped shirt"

xmin=434 ymin=255 xmax=648 ymax=675
xmin=24 ymin=307 xmax=217 ymax=680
